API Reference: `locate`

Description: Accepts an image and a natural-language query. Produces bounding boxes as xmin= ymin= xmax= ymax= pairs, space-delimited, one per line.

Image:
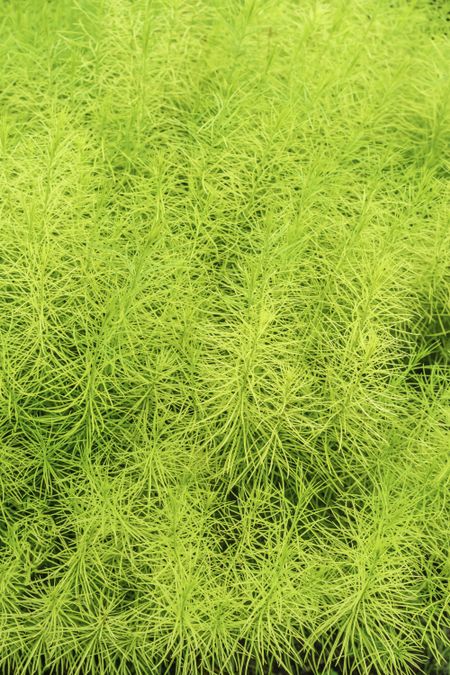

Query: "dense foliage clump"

xmin=0 ymin=1 xmax=449 ymax=673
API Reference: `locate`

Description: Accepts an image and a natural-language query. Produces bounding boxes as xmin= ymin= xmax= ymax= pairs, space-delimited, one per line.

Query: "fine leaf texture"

xmin=0 ymin=1 xmax=449 ymax=674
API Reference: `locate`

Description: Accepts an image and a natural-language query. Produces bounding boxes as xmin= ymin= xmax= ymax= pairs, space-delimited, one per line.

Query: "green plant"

xmin=0 ymin=1 xmax=449 ymax=673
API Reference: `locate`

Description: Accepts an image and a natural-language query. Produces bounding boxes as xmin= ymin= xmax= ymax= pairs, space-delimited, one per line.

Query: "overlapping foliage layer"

xmin=0 ymin=1 xmax=449 ymax=673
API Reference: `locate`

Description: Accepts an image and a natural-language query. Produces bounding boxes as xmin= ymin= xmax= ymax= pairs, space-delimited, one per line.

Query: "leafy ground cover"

xmin=0 ymin=0 xmax=449 ymax=673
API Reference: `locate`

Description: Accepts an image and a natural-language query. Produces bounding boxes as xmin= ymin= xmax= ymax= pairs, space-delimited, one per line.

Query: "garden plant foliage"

xmin=0 ymin=0 xmax=449 ymax=673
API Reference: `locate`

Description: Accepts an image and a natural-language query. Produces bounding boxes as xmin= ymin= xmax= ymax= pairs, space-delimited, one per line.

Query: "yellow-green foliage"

xmin=0 ymin=1 xmax=449 ymax=673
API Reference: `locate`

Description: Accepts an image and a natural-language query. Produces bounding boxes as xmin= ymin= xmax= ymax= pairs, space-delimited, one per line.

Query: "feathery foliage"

xmin=0 ymin=0 xmax=449 ymax=673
